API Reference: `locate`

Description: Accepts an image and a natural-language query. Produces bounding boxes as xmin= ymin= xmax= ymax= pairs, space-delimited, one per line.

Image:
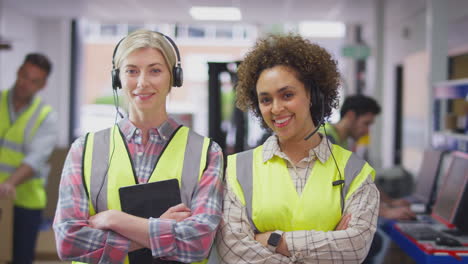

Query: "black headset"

xmin=111 ymin=31 xmax=183 ymax=90
xmin=305 ymin=85 xmax=345 ymax=213
xmin=304 ymin=85 xmax=325 ymax=141
xmin=310 ymin=85 xmax=325 ymax=127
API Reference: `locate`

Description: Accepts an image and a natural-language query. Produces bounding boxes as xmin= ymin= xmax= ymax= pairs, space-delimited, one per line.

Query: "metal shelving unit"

xmin=432 ymin=79 xmax=468 ymax=152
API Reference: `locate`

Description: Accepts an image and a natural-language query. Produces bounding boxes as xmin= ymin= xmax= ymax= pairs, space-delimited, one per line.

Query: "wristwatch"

xmin=267 ymin=230 xmax=284 ymax=252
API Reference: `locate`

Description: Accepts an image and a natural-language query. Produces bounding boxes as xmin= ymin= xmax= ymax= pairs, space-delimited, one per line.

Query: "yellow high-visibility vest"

xmin=0 ymin=89 xmax=52 ymax=209
xmin=74 ymin=125 xmax=211 ymax=264
xmin=227 ymin=144 xmax=374 ymax=232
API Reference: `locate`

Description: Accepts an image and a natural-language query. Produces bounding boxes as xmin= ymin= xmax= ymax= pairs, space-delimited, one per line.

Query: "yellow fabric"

xmin=80 ymin=125 xmax=209 ymax=264
xmin=227 ymin=144 xmax=373 ymax=233
xmin=318 ymin=123 xmax=348 ymax=149
xmin=0 ymin=90 xmax=51 ymax=209
xmin=357 ymin=134 xmax=370 ymax=146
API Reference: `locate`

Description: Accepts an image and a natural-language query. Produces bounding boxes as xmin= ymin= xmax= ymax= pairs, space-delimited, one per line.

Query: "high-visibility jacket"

xmin=0 ymin=89 xmax=52 ymax=209
xmin=76 ymin=125 xmax=211 ymax=264
xmin=318 ymin=123 xmax=348 ymax=149
xmin=227 ymin=144 xmax=374 ymax=232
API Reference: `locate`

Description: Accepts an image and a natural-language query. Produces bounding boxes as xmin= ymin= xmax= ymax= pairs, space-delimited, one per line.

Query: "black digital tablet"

xmin=119 ymin=178 xmax=181 ymax=219
xmin=119 ymin=178 xmax=184 ymax=264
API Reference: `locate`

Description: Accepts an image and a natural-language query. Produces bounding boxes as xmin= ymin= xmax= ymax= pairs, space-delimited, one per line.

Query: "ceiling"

xmin=3 ymin=0 xmax=377 ymax=25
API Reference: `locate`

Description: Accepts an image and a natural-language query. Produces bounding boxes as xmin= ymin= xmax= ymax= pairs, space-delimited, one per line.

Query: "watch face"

xmin=267 ymin=233 xmax=282 ymax=247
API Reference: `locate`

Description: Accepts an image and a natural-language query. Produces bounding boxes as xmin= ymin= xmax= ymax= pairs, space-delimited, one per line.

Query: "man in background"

xmin=320 ymin=95 xmax=416 ymax=263
xmin=320 ymin=94 xmax=415 ymax=220
xmin=0 ymin=53 xmax=57 ymax=264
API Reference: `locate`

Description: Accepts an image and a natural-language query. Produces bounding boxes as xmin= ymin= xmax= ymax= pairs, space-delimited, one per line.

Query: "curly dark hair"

xmin=236 ymin=34 xmax=340 ymax=128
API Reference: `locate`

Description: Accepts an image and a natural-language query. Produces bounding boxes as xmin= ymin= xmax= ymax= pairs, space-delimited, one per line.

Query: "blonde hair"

xmin=113 ymin=29 xmax=177 ymax=86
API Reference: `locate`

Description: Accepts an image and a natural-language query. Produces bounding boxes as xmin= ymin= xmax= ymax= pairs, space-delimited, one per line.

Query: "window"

xmin=188 ymin=26 xmax=205 ymax=38
xmin=100 ymin=24 xmax=118 ymax=36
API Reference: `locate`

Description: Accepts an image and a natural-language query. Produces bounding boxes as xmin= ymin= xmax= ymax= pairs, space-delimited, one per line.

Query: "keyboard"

xmin=397 ymin=223 xmax=444 ymax=241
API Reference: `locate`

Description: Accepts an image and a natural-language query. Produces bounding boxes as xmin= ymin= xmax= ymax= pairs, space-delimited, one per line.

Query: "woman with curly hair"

xmin=217 ymin=34 xmax=379 ymax=263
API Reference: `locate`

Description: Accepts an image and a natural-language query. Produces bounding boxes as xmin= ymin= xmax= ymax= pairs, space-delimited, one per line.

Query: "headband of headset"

xmin=111 ymin=31 xmax=183 ymax=90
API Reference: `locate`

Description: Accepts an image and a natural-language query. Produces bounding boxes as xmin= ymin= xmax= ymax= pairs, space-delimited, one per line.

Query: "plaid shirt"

xmin=217 ymin=135 xmax=379 ymax=264
xmin=53 ymin=118 xmax=224 ymax=263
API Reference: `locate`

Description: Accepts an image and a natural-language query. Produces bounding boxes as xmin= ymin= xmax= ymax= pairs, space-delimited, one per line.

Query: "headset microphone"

xmin=304 ymin=124 xmax=322 ymax=141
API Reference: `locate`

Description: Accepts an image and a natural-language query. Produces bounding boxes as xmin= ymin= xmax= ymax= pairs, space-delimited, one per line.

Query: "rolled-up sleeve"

xmin=53 ymin=137 xmax=131 ymax=264
xmin=23 ymin=112 xmax=58 ymax=177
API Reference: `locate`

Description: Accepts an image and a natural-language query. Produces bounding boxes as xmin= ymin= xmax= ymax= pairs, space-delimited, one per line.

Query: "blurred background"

xmin=1 ymin=0 xmax=467 ymax=263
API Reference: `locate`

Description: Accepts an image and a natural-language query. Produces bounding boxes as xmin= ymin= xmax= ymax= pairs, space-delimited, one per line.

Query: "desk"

xmin=383 ymin=221 xmax=468 ymax=264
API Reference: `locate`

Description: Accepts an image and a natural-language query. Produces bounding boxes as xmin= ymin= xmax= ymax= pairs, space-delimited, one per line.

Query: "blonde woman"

xmin=54 ymin=29 xmax=223 ymax=264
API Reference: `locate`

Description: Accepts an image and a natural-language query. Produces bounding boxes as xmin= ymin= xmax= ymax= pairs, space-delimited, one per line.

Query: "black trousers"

xmin=12 ymin=206 xmax=42 ymax=264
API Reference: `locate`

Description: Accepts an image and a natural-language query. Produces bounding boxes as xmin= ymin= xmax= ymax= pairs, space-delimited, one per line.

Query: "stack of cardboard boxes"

xmin=0 ymin=199 xmax=13 ymax=264
xmin=445 ymin=98 xmax=468 ymax=133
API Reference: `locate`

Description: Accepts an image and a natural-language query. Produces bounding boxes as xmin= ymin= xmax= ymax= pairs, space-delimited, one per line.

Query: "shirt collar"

xmin=262 ymin=134 xmax=332 ymax=164
xmin=117 ymin=117 xmax=181 ymax=142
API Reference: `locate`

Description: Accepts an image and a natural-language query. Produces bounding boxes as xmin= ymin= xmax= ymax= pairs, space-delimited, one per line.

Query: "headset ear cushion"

xmin=173 ymin=66 xmax=183 ymax=87
xmin=111 ymin=69 xmax=121 ymax=90
xmin=311 ymin=87 xmax=324 ymax=126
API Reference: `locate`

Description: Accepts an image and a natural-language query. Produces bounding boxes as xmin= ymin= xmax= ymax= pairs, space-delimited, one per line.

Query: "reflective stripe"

xmin=90 ymin=128 xmax=111 ymax=212
xmin=181 ymin=130 xmax=206 ymax=207
xmin=0 ymin=139 xmax=23 ymax=153
xmin=343 ymin=153 xmax=366 ymax=199
xmin=24 ymin=100 xmax=45 ymax=141
xmin=235 ymin=150 xmax=258 ymax=231
xmin=0 ymin=163 xmax=16 ymax=174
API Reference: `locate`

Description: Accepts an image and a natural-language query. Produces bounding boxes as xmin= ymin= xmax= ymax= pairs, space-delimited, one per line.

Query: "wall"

xmin=380 ymin=1 xmax=427 ymax=170
xmin=402 ymin=51 xmax=428 ymax=175
xmin=379 ymin=0 xmax=468 ymax=174
xmin=0 ymin=5 xmax=36 ymax=89
xmin=0 ymin=6 xmax=71 ymax=147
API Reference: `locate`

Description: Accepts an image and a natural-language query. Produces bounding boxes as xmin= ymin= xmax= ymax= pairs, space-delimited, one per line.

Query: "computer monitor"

xmin=412 ymin=149 xmax=443 ymax=205
xmin=431 ymin=151 xmax=468 ymax=228
xmin=453 ymin=181 xmax=468 ymax=234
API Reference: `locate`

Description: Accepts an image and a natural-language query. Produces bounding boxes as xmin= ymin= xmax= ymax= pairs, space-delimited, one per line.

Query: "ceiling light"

xmin=299 ymin=21 xmax=346 ymax=38
xmin=190 ymin=7 xmax=242 ymax=21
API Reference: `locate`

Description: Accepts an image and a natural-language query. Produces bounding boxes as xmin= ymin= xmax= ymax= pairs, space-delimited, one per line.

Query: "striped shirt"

xmin=217 ymin=135 xmax=379 ymax=264
xmin=53 ymin=118 xmax=224 ymax=263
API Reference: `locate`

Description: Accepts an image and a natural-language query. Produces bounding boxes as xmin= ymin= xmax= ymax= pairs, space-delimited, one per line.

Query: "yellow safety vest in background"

xmin=0 ymin=89 xmax=52 ymax=209
xmin=76 ymin=125 xmax=210 ymax=264
xmin=227 ymin=144 xmax=374 ymax=233
xmin=318 ymin=123 xmax=348 ymax=149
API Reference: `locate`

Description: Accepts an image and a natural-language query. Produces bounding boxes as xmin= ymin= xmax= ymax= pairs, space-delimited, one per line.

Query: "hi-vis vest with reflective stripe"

xmin=0 ymin=89 xmax=52 ymax=209
xmin=227 ymin=144 xmax=375 ymax=233
xmin=78 ymin=125 xmax=211 ymax=264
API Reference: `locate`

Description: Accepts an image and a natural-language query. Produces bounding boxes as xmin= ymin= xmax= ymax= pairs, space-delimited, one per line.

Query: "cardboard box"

xmin=44 ymin=147 xmax=70 ymax=219
xmin=445 ymin=113 xmax=458 ymax=131
xmin=35 ymin=229 xmax=60 ymax=261
xmin=452 ymin=98 xmax=468 ymax=116
xmin=0 ymin=199 xmax=13 ymax=262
